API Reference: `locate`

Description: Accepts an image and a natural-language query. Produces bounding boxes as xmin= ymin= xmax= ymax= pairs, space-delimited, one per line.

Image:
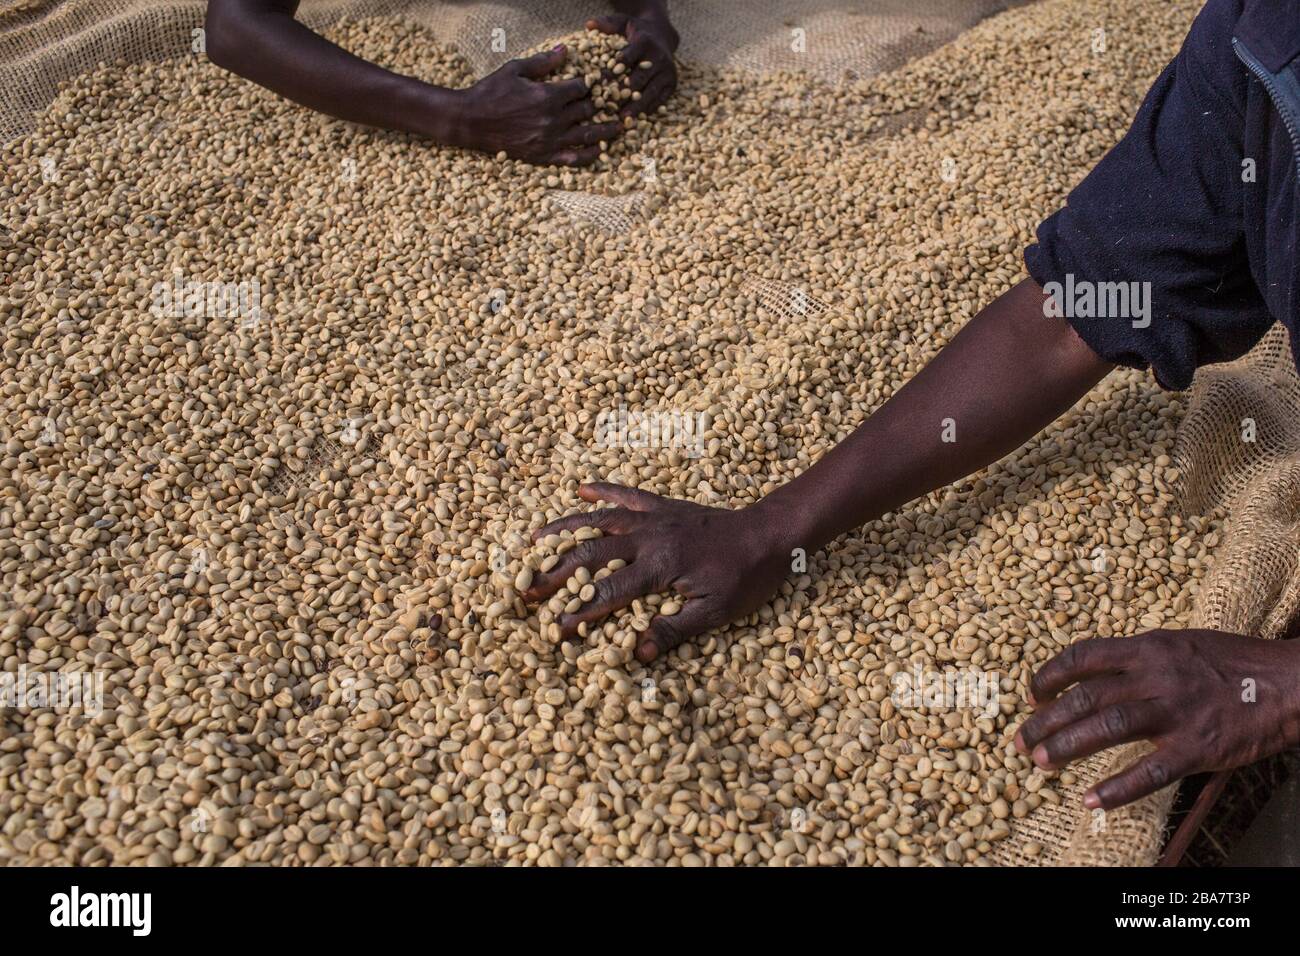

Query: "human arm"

xmin=526 ymin=278 xmax=1113 ymax=662
xmin=205 ymin=0 xmax=619 ymax=164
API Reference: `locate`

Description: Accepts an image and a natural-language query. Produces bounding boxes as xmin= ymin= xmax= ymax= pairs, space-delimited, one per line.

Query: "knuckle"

xmin=654 ymin=619 xmax=680 ymax=648
xmin=1064 ymin=642 xmax=1088 ymax=669
xmin=1140 ymin=759 xmax=1172 ymax=790
xmin=591 ymin=577 xmax=616 ymax=607
xmin=1018 ymin=716 xmax=1042 ymax=747
xmin=1068 ymin=683 xmax=1095 ymax=718
xmin=1100 ymin=705 xmax=1130 ymax=738
xmin=573 ymin=540 xmax=602 ymax=566
xmin=1044 ymin=648 xmax=1080 ymax=686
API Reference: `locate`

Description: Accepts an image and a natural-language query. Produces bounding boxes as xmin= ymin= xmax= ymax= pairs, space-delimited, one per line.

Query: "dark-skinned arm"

xmin=528 ymin=276 xmax=1300 ymax=811
xmin=204 ymin=0 xmax=621 ymax=165
xmin=756 ymin=278 xmax=1110 ymax=555
xmin=527 ymin=278 xmax=1111 ymax=655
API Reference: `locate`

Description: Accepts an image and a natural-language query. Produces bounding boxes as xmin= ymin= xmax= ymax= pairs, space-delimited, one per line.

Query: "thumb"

xmin=586 ymin=14 xmax=629 ymax=35
xmin=636 ymin=600 xmax=715 ymax=663
xmin=514 ymin=44 xmax=568 ymax=79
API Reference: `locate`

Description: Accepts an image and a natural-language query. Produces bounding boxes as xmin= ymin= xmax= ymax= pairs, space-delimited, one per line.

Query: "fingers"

xmin=642 ymin=72 xmax=677 ymax=112
xmin=546 ymin=76 xmax=590 ymax=105
xmin=560 ymin=98 xmax=596 ymax=125
xmin=1016 ymin=676 xmax=1130 ymax=755
xmin=1029 ymin=638 xmax=1136 ymax=705
xmin=586 ymin=14 xmax=629 ymax=35
xmin=525 ymin=535 xmax=636 ymax=602
xmin=1085 ymin=751 xmax=1188 ymax=810
xmin=628 ymin=59 xmax=658 ymax=92
xmin=533 ymin=506 xmax=639 ymax=541
xmin=637 ymin=600 xmax=716 ymax=664
xmin=545 ymin=146 xmax=602 ymax=167
xmin=579 ymin=481 xmax=663 ymax=512
xmin=623 ymin=71 xmax=675 ymax=119
xmin=514 ymin=45 xmax=568 ymax=80
xmin=1030 ymin=700 xmax=1165 ymax=770
xmin=555 ymin=121 xmax=621 ymax=149
xmin=618 ymin=36 xmax=665 ymax=103
xmin=555 ymin=565 xmax=655 ymax=640
xmin=619 ymin=33 xmax=653 ymax=68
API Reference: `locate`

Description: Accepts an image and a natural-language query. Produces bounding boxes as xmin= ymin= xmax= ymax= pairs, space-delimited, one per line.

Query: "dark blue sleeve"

xmin=1024 ymin=0 xmax=1272 ymax=390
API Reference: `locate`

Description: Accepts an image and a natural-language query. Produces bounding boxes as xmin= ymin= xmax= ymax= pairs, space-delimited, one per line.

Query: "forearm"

xmin=205 ymin=0 xmax=463 ymax=142
xmin=757 ymin=277 xmax=1114 ymax=552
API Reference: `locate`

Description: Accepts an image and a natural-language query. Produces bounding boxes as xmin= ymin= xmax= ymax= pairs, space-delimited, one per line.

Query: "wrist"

xmin=747 ymin=487 xmax=827 ymax=565
xmin=645 ymin=10 xmax=680 ymax=52
xmin=620 ymin=1 xmax=679 ymax=50
xmin=397 ymin=78 xmax=469 ymax=146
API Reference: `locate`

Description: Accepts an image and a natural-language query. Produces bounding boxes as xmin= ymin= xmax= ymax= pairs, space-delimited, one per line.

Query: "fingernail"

xmin=637 ymin=640 xmax=657 ymax=661
xmin=1083 ymin=792 xmax=1100 ymax=810
xmin=553 ymin=44 xmax=565 ymax=52
xmin=1032 ymin=745 xmax=1050 ymax=768
xmin=1013 ymin=731 xmax=1026 ymax=753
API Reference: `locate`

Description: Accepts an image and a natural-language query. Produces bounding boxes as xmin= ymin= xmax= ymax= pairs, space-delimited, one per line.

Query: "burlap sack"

xmin=1006 ymin=326 xmax=1300 ymax=867
xmin=6 ymin=0 xmax=1275 ymax=867
xmin=0 ymin=0 xmax=1023 ymax=142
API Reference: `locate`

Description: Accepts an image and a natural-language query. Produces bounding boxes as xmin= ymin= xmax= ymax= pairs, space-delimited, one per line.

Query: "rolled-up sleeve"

xmin=1024 ymin=0 xmax=1272 ymax=390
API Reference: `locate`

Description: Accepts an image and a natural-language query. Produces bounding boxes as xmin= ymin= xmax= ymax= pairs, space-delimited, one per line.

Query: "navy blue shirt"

xmin=1025 ymin=0 xmax=1300 ymax=390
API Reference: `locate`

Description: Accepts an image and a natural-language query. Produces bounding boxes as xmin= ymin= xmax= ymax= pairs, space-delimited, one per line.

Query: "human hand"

xmin=453 ymin=45 xmax=622 ymax=165
xmin=586 ymin=5 xmax=679 ymax=119
xmin=1016 ymin=628 xmax=1300 ymax=809
xmin=524 ymin=482 xmax=792 ymax=663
